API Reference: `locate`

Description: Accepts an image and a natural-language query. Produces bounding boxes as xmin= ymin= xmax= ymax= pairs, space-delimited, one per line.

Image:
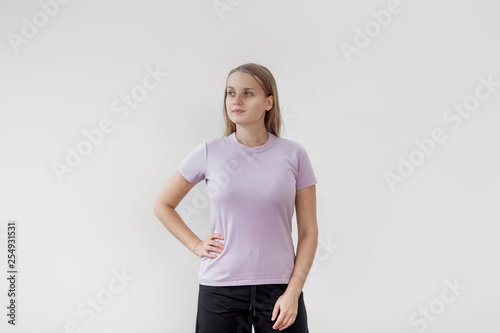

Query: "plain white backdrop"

xmin=1 ymin=0 xmax=499 ymax=332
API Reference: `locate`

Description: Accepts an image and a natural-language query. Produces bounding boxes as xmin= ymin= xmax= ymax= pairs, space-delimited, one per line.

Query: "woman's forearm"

xmin=285 ymin=232 xmax=318 ymax=298
xmin=154 ymin=204 xmax=201 ymax=253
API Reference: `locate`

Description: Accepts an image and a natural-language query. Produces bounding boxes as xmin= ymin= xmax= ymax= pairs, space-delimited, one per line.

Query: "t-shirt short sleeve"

xmin=296 ymin=143 xmax=318 ymax=190
xmin=177 ymin=141 xmax=207 ymax=184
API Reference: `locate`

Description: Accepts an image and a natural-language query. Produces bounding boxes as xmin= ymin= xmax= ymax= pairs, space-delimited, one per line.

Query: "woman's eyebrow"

xmin=226 ymin=86 xmax=255 ymax=90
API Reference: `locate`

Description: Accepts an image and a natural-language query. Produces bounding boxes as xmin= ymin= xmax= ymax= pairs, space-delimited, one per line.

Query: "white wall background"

xmin=1 ymin=0 xmax=499 ymax=332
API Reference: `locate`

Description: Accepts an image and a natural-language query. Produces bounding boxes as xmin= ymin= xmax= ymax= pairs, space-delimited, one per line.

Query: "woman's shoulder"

xmin=202 ymin=134 xmax=233 ymax=151
xmin=272 ymin=135 xmax=308 ymax=153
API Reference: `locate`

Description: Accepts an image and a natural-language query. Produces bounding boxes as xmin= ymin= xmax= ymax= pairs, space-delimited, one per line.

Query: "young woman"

xmin=154 ymin=63 xmax=318 ymax=332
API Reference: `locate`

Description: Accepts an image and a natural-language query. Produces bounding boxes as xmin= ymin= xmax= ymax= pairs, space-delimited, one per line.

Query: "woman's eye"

xmin=227 ymin=91 xmax=252 ymax=96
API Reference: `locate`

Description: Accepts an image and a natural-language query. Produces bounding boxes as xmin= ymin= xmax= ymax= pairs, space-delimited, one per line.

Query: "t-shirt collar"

xmin=229 ymin=131 xmax=276 ymax=153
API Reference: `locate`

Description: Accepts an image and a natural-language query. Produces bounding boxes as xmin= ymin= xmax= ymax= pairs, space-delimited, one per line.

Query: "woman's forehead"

xmin=227 ymin=73 xmax=261 ymax=90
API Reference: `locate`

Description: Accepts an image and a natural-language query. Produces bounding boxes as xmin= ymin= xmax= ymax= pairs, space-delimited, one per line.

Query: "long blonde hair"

xmin=221 ymin=63 xmax=282 ymax=138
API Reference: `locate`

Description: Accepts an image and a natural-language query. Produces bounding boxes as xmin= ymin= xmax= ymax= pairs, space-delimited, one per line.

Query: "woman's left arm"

xmin=286 ymin=184 xmax=318 ymax=297
xmin=271 ymin=185 xmax=318 ymax=330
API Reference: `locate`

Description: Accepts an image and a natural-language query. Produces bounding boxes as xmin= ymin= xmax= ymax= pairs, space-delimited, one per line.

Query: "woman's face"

xmin=226 ymin=72 xmax=273 ymax=126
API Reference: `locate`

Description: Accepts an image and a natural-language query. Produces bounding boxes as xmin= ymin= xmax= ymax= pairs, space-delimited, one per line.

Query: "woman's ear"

xmin=266 ymin=95 xmax=274 ymax=110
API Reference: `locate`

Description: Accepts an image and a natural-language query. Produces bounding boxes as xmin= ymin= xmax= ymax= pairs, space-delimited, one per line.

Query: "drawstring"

xmin=248 ymin=285 xmax=256 ymax=316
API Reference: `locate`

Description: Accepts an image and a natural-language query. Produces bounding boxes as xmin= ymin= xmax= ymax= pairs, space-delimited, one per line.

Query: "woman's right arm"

xmin=153 ymin=171 xmax=224 ymax=258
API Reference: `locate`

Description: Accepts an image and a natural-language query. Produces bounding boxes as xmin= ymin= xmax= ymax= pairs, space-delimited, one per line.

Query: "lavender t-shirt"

xmin=177 ymin=131 xmax=317 ymax=286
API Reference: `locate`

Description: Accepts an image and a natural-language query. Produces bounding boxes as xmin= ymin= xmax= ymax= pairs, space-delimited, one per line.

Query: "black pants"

xmin=195 ymin=283 xmax=309 ymax=333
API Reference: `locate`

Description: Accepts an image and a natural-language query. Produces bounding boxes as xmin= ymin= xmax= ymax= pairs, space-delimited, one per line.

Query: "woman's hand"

xmin=194 ymin=233 xmax=225 ymax=259
xmin=271 ymin=291 xmax=299 ymax=330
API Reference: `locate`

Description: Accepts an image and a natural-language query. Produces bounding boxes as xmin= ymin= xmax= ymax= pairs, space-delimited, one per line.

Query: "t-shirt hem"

xmin=296 ymin=178 xmax=317 ymax=190
xmin=177 ymin=167 xmax=197 ymax=184
xmin=199 ymin=278 xmax=291 ymax=286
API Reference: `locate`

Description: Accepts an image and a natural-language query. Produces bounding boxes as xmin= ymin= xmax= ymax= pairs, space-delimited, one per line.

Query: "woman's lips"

xmin=232 ymin=110 xmax=245 ymax=113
